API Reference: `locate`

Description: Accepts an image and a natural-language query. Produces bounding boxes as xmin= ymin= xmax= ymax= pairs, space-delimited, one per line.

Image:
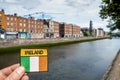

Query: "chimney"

xmin=1 ymin=9 xmax=4 ymax=12
xmin=14 ymin=13 xmax=17 ymax=16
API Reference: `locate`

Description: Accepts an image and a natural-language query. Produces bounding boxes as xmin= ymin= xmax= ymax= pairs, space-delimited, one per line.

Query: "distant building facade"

xmin=53 ymin=21 xmax=60 ymax=38
xmin=43 ymin=19 xmax=54 ymax=38
xmin=72 ymin=25 xmax=82 ymax=38
xmin=64 ymin=23 xmax=72 ymax=38
xmin=60 ymin=23 xmax=82 ymax=38
xmin=96 ymin=28 xmax=105 ymax=37
xmin=59 ymin=23 xmax=72 ymax=38
xmin=0 ymin=10 xmax=44 ymax=39
xmin=1 ymin=9 xmax=106 ymax=39
xmin=92 ymin=28 xmax=105 ymax=37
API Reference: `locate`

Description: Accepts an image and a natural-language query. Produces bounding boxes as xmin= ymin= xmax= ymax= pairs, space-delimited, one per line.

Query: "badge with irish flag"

xmin=20 ymin=49 xmax=48 ymax=72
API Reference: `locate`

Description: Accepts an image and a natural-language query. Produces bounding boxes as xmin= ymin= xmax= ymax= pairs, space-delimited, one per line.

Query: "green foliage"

xmin=115 ymin=31 xmax=120 ymax=36
xmin=86 ymin=31 xmax=91 ymax=36
xmin=108 ymin=31 xmax=112 ymax=35
xmin=99 ymin=0 xmax=120 ymax=31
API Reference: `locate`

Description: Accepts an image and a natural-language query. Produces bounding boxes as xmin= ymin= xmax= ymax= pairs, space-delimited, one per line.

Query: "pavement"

xmin=102 ymin=50 xmax=120 ymax=80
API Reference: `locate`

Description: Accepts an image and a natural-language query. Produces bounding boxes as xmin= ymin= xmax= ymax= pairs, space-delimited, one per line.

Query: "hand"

xmin=0 ymin=63 xmax=29 ymax=80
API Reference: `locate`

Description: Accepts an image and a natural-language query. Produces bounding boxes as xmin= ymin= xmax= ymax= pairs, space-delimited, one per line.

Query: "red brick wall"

xmin=3 ymin=12 xmax=44 ymax=34
xmin=64 ymin=24 xmax=72 ymax=34
xmin=73 ymin=25 xmax=80 ymax=34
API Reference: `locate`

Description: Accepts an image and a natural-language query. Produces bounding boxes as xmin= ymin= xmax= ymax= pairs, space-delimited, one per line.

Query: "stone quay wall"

xmin=0 ymin=37 xmax=108 ymax=48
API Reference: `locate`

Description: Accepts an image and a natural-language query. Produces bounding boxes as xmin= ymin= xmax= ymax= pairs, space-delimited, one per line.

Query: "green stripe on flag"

xmin=21 ymin=57 xmax=30 ymax=72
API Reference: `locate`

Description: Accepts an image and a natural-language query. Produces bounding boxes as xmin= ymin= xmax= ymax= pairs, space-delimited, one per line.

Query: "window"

xmin=11 ymin=23 xmax=13 ymax=26
xmin=7 ymin=22 xmax=9 ymax=26
xmin=11 ymin=18 xmax=13 ymax=20
xmin=11 ymin=28 xmax=14 ymax=31
xmin=24 ymin=28 xmax=26 ymax=32
xmin=24 ymin=23 xmax=26 ymax=27
xmin=19 ymin=28 xmax=22 ymax=32
xmin=7 ymin=17 xmax=9 ymax=20
xmin=20 ymin=23 xmax=22 ymax=26
xmin=20 ymin=19 xmax=22 ymax=22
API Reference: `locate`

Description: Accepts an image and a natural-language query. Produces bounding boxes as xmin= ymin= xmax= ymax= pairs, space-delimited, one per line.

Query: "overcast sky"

xmin=0 ymin=0 xmax=109 ymax=31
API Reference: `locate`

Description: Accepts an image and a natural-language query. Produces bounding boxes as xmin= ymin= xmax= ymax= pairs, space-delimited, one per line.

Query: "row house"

xmin=64 ymin=23 xmax=72 ymax=38
xmin=53 ymin=21 xmax=60 ymax=38
xmin=92 ymin=28 xmax=105 ymax=37
xmin=72 ymin=25 xmax=83 ymax=38
xmin=43 ymin=19 xmax=54 ymax=38
xmin=29 ymin=19 xmax=44 ymax=38
xmin=0 ymin=9 xmax=83 ymax=39
xmin=0 ymin=9 xmax=44 ymax=39
xmin=59 ymin=23 xmax=72 ymax=38
xmin=43 ymin=20 xmax=60 ymax=38
xmin=60 ymin=23 xmax=82 ymax=38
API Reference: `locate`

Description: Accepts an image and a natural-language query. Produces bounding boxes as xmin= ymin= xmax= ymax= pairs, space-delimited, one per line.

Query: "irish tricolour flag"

xmin=20 ymin=49 xmax=48 ymax=72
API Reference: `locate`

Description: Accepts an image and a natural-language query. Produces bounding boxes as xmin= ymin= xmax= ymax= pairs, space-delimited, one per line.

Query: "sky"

xmin=0 ymin=0 xmax=110 ymax=31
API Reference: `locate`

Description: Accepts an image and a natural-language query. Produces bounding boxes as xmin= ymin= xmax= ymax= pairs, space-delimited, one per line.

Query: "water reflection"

xmin=28 ymin=39 xmax=120 ymax=80
xmin=0 ymin=53 xmax=19 ymax=69
xmin=0 ymin=39 xmax=120 ymax=80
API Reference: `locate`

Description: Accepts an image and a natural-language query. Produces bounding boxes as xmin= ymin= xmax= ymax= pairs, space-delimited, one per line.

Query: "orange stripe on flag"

xmin=39 ymin=56 xmax=48 ymax=72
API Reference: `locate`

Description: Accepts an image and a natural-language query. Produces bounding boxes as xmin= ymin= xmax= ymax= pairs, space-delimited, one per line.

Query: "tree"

xmin=99 ymin=0 xmax=120 ymax=31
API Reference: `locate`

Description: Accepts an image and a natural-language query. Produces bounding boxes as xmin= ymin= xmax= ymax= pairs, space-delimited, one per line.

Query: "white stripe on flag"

xmin=30 ymin=57 xmax=39 ymax=72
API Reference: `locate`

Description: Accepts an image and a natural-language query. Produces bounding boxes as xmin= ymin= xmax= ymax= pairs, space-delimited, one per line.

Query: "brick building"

xmin=0 ymin=9 xmax=44 ymax=39
xmin=43 ymin=19 xmax=54 ymax=38
xmin=0 ymin=9 xmax=84 ymax=39
xmin=0 ymin=9 xmax=6 ymax=30
xmin=59 ymin=23 xmax=82 ymax=38
xmin=53 ymin=21 xmax=60 ymax=38
xmin=72 ymin=25 xmax=82 ymax=38
xmin=59 ymin=23 xmax=72 ymax=38
xmin=64 ymin=23 xmax=72 ymax=38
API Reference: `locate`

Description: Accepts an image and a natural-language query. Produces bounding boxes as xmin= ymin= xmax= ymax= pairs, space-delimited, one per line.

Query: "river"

xmin=0 ymin=38 xmax=120 ymax=80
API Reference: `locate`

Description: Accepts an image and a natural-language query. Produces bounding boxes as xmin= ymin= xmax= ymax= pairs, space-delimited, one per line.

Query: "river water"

xmin=0 ymin=38 xmax=120 ymax=80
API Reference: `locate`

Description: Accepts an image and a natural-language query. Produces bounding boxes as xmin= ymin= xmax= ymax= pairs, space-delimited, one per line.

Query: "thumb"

xmin=5 ymin=66 xmax=25 ymax=80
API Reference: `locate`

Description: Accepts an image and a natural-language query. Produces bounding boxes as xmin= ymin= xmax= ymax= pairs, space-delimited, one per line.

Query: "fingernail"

xmin=16 ymin=66 xmax=25 ymax=74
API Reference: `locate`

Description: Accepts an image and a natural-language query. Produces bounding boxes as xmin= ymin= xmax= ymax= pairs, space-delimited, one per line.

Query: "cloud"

xmin=4 ymin=0 xmax=18 ymax=3
xmin=65 ymin=0 xmax=96 ymax=8
xmin=1 ymin=0 xmax=41 ymax=10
